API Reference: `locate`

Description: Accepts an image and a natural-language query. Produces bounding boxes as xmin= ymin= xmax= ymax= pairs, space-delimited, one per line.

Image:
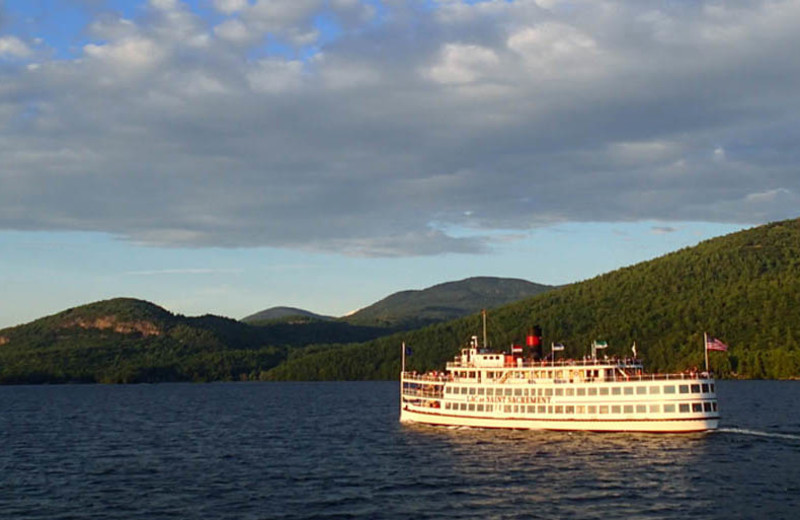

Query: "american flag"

xmin=706 ymin=337 xmax=729 ymax=352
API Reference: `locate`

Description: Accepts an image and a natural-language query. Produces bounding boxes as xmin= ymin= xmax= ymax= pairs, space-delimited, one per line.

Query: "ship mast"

xmin=482 ymin=309 xmax=487 ymax=349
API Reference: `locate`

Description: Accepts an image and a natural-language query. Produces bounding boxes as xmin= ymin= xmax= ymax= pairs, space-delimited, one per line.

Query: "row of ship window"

xmin=454 ymin=370 xmax=612 ymax=380
xmin=443 ymin=401 xmax=719 ymax=414
xmin=444 ymin=383 xmax=714 ymax=397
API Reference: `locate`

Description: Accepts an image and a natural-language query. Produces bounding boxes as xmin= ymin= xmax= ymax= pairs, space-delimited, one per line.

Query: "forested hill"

xmin=0 ymin=298 xmax=286 ymax=383
xmin=265 ymin=218 xmax=800 ymax=381
xmin=240 ymin=277 xmax=553 ymax=330
xmin=343 ymin=277 xmax=554 ymax=329
xmin=241 ymin=307 xmax=333 ymax=324
xmin=0 ymin=296 xmax=411 ymax=383
xmin=0 ymin=277 xmax=547 ymax=384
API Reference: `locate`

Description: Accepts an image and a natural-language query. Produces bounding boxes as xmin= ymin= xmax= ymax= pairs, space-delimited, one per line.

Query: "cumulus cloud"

xmin=84 ymin=36 xmax=165 ymax=70
xmin=246 ymin=58 xmax=305 ymax=93
xmin=1 ymin=0 xmax=800 ymax=256
xmin=214 ymin=18 xmax=252 ymax=44
xmin=426 ymin=43 xmax=501 ymax=84
xmin=213 ymin=0 xmax=249 ymax=15
xmin=506 ymin=22 xmax=599 ymax=73
xmin=0 ymin=36 xmax=33 ymax=58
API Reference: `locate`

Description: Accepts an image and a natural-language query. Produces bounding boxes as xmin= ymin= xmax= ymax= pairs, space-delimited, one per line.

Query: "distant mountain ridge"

xmin=343 ymin=277 xmax=554 ymax=329
xmin=242 ymin=307 xmax=333 ymax=324
xmin=240 ymin=277 xmax=554 ymax=330
xmin=0 ymin=277 xmax=549 ymax=384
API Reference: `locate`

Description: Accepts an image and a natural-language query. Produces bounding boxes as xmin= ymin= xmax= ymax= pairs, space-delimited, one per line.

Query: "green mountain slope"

xmin=0 ymin=298 xmax=286 ymax=383
xmin=344 ymin=277 xmax=554 ymax=329
xmin=0 ymin=276 xmax=548 ymax=384
xmin=265 ymin=218 xmax=800 ymax=381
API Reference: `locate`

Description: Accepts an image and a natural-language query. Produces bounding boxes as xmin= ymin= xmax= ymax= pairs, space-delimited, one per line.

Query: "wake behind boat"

xmin=400 ymin=320 xmax=721 ymax=433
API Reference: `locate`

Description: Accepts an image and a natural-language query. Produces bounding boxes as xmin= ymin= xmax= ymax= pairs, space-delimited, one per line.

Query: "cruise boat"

xmin=400 ymin=325 xmax=720 ymax=433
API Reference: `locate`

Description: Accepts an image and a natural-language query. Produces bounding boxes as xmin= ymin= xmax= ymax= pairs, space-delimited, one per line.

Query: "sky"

xmin=1 ymin=0 xmax=798 ymax=328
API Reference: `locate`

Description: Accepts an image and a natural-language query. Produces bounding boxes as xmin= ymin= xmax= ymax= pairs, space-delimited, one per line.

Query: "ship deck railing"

xmin=446 ymin=357 xmax=645 ymax=370
xmin=401 ymin=372 xmax=450 ymax=383
xmin=401 ymin=371 xmax=713 ymax=385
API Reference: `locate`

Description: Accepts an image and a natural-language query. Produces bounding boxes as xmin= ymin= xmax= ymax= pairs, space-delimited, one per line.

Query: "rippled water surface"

xmin=1 ymin=380 xmax=799 ymax=519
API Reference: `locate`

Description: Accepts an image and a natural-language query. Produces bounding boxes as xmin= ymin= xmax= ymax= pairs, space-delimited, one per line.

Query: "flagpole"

xmin=402 ymin=342 xmax=406 ymax=375
xmin=703 ymin=332 xmax=709 ymax=374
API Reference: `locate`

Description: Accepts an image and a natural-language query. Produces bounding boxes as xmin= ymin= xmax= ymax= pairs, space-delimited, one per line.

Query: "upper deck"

xmin=446 ymin=353 xmax=645 ymax=371
xmin=404 ymin=346 xmax=709 ymax=386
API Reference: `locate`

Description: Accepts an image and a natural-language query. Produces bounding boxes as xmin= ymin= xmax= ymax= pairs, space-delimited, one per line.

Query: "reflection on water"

xmin=400 ymin=425 xmax=715 ymax=518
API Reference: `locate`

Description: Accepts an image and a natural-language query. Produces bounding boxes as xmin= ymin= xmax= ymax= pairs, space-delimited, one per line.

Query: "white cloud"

xmin=1 ymin=0 xmax=800 ymax=256
xmin=247 ymin=0 xmax=324 ymax=31
xmin=246 ymin=58 xmax=305 ymax=93
xmin=507 ymin=23 xmax=598 ymax=63
xmin=426 ymin=43 xmax=500 ymax=84
xmin=745 ymin=188 xmax=792 ymax=205
xmin=149 ymin=0 xmax=181 ymax=11
xmin=213 ymin=0 xmax=249 ymax=15
xmin=214 ymin=18 xmax=253 ymax=44
xmin=534 ymin=0 xmax=562 ymax=10
xmin=331 ymin=0 xmax=360 ymax=8
xmin=284 ymin=28 xmax=320 ymax=47
xmin=609 ymin=140 xmax=681 ymax=166
xmin=83 ymin=37 xmax=164 ymax=70
xmin=316 ymin=54 xmax=380 ymax=89
xmin=87 ymin=16 xmax=139 ymax=41
xmin=0 ymin=36 xmax=32 ymax=59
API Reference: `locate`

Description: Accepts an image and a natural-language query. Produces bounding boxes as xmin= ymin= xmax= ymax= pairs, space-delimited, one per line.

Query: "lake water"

xmin=1 ymin=380 xmax=799 ymax=519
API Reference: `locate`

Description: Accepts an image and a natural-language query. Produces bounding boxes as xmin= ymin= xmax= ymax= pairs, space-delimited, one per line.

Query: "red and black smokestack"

xmin=527 ymin=325 xmax=543 ymax=361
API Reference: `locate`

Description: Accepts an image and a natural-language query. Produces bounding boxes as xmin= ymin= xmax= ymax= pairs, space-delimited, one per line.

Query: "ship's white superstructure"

xmin=400 ymin=335 xmax=719 ymax=433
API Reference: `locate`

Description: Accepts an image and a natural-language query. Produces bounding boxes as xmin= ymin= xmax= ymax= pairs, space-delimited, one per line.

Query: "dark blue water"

xmin=1 ymin=381 xmax=799 ymax=519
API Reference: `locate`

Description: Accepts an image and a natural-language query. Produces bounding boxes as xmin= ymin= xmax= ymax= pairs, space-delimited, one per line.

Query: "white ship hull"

xmin=400 ymin=406 xmax=718 ymax=433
